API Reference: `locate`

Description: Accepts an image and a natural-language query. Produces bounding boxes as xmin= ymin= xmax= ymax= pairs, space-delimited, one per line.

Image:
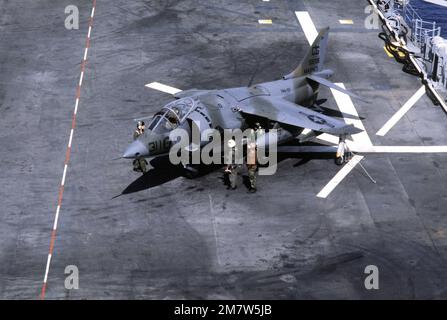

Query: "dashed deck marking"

xmin=376 ymin=85 xmax=426 ymax=136
xmin=40 ymin=0 xmax=97 ymax=300
xmin=258 ymin=19 xmax=273 ymax=24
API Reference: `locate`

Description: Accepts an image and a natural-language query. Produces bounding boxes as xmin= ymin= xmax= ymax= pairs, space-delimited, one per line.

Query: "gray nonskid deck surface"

xmin=1 ymin=0 xmax=447 ymax=299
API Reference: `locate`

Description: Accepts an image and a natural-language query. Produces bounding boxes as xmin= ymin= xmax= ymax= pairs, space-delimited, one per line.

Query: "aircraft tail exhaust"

xmin=283 ymin=27 xmax=329 ymax=80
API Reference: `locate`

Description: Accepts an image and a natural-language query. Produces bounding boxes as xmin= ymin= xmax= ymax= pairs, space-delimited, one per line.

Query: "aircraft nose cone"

xmin=123 ymin=139 xmax=149 ymax=159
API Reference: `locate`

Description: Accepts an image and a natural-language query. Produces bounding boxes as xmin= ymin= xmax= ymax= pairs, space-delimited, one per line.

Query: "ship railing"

xmin=376 ymin=0 xmax=447 ymax=102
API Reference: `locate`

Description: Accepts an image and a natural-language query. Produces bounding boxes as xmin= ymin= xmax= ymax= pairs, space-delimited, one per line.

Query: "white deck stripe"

xmin=79 ymin=71 xmax=84 ymax=87
xmin=91 ymin=7 xmax=95 ymax=18
xmin=317 ymin=155 xmax=364 ymax=198
xmin=301 ymin=128 xmax=312 ymax=135
xmin=330 ymin=83 xmax=373 ymax=147
xmin=43 ymin=254 xmax=52 ymax=283
xmin=61 ymin=165 xmax=68 ymax=186
xmin=295 ymin=11 xmax=318 ymax=44
xmin=53 ymin=206 xmax=60 ymax=231
xmin=352 ymin=145 xmax=447 ymax=153
xmin=87 ymin=26 xmax=92 ymax=39
xmin=376 ymin=85 xmax=426 ymax=136
xmin=316 ymin=133 xmax=341 ymax=145
xmin=74 ymin=98 xmax=79 ymax=115
xmin=68 ymin=129 xmax=74 ymax=148
xmin=145 ymin=82 xmax=182 ymax=95
xmin=84 ymin=47 xmax=89 ymax=61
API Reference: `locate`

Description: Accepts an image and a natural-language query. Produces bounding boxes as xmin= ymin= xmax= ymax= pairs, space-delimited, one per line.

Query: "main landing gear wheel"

xmin=335 ymin=156 xmax=344 ymax=166
xmin=335 ymin=152 xmax=353 ymax=166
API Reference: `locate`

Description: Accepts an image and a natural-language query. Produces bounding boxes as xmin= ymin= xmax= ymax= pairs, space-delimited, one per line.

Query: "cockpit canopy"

xmin=147 ymin=97 xmax=197 ymax=134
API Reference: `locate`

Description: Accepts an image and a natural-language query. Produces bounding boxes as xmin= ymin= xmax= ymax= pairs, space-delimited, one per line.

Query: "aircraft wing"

xmin=239 ymin=96 xmax=362 ymax=135
xmin=306 ymin=75 xmax=370 ymax=103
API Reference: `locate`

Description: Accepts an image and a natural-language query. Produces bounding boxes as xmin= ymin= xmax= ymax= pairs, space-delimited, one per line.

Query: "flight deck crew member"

xmin=246 ymin=123 xmax=261 ymax=193
xmin=133 ymin=156 xmax=148 ymax=173
xmin=224 ymin=139 xmax=239 ymax=190
xmin=133 ymin=121 xmax=145 ymax=140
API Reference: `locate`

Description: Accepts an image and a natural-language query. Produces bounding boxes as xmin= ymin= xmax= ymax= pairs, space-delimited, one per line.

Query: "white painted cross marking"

xmin=295 ymin=11 xmax=318 ymax=44
xmin=376 ymin=85 xmax=426 ymax=136
xmin=317 ymin=155 xmax=364 ymax=198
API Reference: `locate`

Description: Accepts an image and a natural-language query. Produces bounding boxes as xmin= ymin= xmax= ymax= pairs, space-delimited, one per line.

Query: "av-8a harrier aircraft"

xmin=123 ymin=28 xmax=366 ymax=175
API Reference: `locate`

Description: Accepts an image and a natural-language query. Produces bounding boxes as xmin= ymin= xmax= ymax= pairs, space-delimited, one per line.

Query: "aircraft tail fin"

xmin=283 ymin=27 xmax=329 ymax=80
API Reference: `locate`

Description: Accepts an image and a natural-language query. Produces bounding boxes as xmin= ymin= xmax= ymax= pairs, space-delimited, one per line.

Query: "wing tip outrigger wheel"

xmin=335 ymin=134 xmax=353 ymax=165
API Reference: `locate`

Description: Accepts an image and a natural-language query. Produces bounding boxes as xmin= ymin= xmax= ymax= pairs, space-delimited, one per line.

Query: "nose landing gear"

xmin=133 ymin=156 xmax=149 ymax=173
xmin=183 ymin=164 xmax=200 ymax=179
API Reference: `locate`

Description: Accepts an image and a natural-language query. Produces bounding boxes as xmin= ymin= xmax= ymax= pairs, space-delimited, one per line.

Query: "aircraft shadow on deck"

xmin=116 ymin=133 xmax=339 ymax=197
xmin=312 ymin=100 xmax=364 ymax=120
xmin=116 ymin=156 xmax=183 ymax=197
xmin=316 ymin=105 xmax=364 ymax=120
xmin=115 ymin=148 xmax=338 ymax=197
xmin=117 ymin=155 xmax=223 ymax=197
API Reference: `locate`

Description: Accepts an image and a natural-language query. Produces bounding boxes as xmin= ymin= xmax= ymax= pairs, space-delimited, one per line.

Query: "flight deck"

xmin=1 ymin=0 xmax=447 ymax=299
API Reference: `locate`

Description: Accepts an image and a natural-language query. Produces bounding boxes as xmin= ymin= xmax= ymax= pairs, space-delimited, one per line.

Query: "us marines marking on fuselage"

xmin=309 ymin=57 xmax=320 ymax=65
xmin=304 ymin=66 xmax=319 ymax=74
